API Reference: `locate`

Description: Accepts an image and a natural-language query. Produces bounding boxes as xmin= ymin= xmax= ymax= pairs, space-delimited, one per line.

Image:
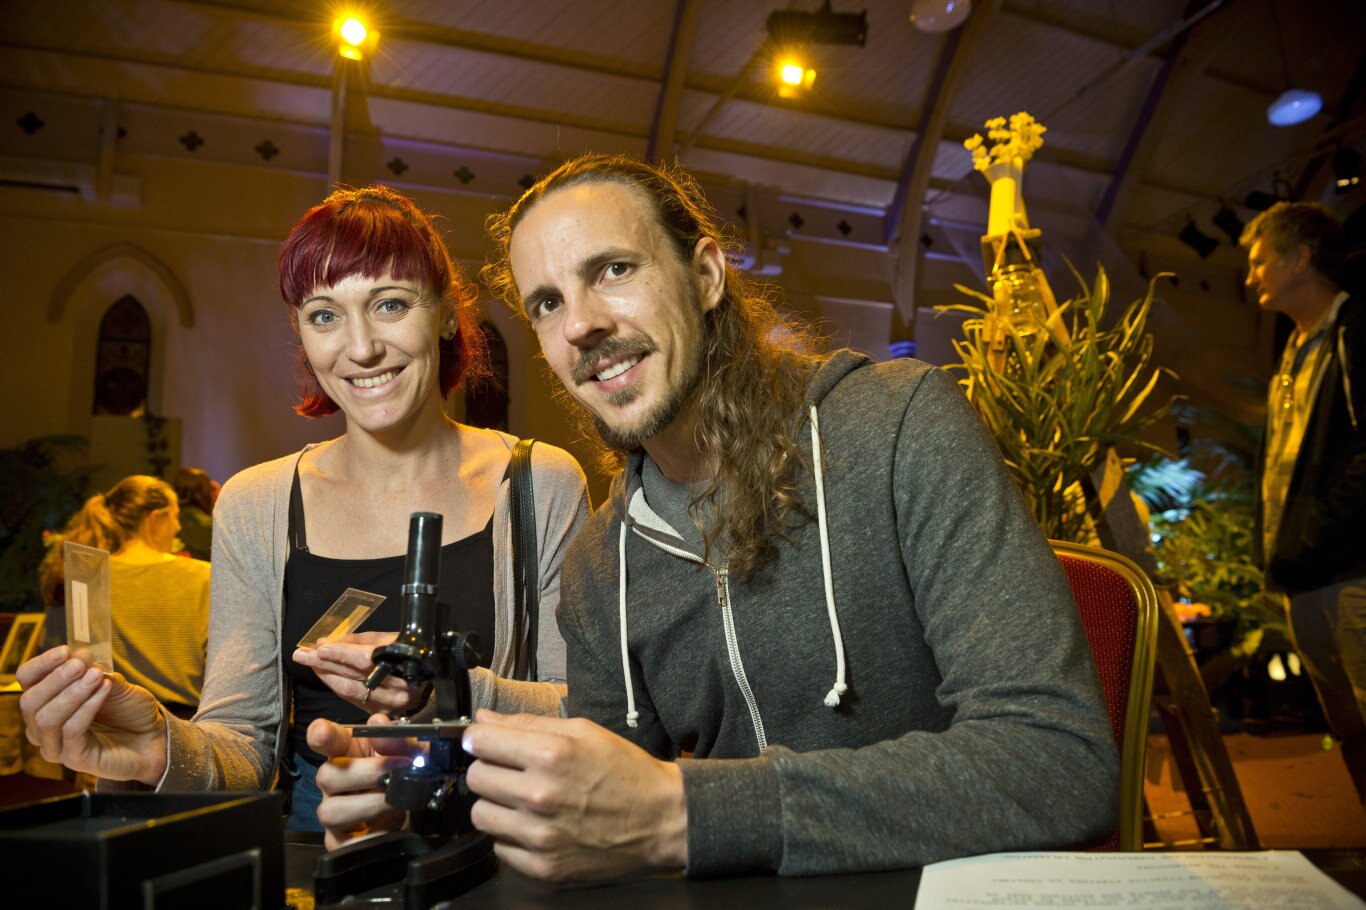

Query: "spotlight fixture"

xmin=1334 ymin=147 xmax=1361 ymax=194
xmin=766 ymin=1 xmax=867 ymax=47
xmin=1178 ymin=219 xmax=1219 ymax=259
xmin=1212 ymin=206 xmax=1246 ymax=245
xmin=335 ymin=15 xmax=377 ymax=60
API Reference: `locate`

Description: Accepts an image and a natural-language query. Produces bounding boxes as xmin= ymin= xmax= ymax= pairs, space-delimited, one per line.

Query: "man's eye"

xmin=605 ymin=263 xmax=631 ymax=279
xmin=532 ymin=297 xmax=561 ymax=320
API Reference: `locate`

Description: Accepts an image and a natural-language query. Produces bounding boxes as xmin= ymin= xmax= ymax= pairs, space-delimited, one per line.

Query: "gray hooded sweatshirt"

xmin=559 ymin=351 xmax=1119 ymax=877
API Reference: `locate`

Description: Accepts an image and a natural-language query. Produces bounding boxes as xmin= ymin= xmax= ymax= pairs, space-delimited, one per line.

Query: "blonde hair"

xmin=39 ymin=475 xmax=175 ymax=606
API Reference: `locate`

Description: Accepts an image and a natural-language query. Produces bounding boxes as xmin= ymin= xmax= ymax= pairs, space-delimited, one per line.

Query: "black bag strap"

xmin=510 ymin=438 xmax=538 ymax=680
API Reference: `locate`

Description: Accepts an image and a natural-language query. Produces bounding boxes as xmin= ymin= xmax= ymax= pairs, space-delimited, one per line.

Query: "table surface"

xmin=282 ymin=833 xmax=1366 ymax=909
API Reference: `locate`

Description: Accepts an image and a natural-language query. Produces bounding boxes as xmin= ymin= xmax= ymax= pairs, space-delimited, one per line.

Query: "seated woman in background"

xmin=18 ymin=185 xmax=590 ymax=831
xmin=172 ymin=466 xmax=217 ymax=562
xmin=39 ymin=475 xmax=208 ymax=718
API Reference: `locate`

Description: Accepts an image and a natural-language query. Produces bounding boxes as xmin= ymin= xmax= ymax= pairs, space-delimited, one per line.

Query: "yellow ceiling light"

xmin=776 ymin=57 xmax=816 ymax=98
xmin=336 ymin=16 xmax=375 ymax=60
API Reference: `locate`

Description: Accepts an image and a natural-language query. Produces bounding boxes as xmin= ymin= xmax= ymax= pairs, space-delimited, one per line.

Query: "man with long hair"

xmin=317 ymin=154 xmax=1117 ymax=880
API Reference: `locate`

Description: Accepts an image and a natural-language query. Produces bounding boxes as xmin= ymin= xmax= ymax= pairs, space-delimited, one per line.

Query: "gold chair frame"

xmin=1051 ymin=540 xmax=1159 ymax=850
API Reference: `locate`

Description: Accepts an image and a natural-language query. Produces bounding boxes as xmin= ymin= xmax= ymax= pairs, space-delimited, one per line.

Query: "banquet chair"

xmin=1050 ymin=540 xmax=1159 ymax=851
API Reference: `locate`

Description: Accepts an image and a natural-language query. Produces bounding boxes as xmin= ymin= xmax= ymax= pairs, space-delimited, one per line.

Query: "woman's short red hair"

xmin=278 ymin=185 xmax=486 ymax=417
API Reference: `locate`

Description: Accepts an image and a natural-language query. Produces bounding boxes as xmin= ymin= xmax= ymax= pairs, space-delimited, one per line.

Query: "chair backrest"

xmin=1050 ymin=540 xmax=1159 ymax=851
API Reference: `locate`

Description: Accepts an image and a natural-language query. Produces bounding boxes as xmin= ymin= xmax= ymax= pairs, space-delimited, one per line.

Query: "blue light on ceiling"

xmin=1267 ymin=89 xmax=1323 ymax=126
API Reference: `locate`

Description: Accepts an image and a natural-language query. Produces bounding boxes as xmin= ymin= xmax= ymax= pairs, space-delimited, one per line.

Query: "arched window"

xmin=92 ymin=295 xmax=150 ymax=416
xmin=465 ymin=320 xmax=509 ymax=431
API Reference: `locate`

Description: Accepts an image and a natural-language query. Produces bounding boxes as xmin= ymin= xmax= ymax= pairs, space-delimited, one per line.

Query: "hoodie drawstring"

xmin=618 ymin=521 xmax=640 ymax=728
xmin=614 ymin=405 xmax=849 ymax=729
xmin=810 ymin=405 xmax=848 ymax=708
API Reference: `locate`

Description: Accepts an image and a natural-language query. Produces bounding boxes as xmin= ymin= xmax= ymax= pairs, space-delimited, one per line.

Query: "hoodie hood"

xmin=804 ymin=348 xmax=873 ymax=411
xmin=604 ymin=348 xmax=877 ymax=522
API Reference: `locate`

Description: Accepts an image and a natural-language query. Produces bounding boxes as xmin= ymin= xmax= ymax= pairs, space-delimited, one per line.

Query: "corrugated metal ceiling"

xmin=1 ymin=0 xmax=1362 ymax=248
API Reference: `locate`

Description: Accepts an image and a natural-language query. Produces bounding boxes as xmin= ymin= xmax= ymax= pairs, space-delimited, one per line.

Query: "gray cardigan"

xmin=561 ymin=351 xmax=1118 ymax=876
xmin=156 ymin=432 xmax=589 ymax=791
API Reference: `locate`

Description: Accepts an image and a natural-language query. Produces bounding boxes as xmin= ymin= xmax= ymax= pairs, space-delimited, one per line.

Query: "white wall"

xmin=1 ymin=139 xmax=1273 ymax=513
xmin=0 ymin=155 xmax=599 ymax=500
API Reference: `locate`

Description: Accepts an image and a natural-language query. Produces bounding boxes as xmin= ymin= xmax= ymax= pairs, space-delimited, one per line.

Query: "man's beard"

xmin=576 ymin=292 xmax=708 ymax=452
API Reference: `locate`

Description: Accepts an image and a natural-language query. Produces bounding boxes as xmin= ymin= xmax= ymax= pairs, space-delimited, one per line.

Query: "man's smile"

xmin=571 ymin=336 xmax=658 ymax=387
xmin=594 ymin=355 xmax=642 ymax=383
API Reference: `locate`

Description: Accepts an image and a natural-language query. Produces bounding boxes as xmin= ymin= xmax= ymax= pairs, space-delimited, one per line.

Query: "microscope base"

xmin=314 ymin=829 xmax=497 ymax=909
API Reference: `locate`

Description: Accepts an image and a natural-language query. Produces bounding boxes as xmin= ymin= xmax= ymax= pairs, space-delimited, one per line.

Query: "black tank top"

xmin=281 ymin=467 xmax=496 ymax=766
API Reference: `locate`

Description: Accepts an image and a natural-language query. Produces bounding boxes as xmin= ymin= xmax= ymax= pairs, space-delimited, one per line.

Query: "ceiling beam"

xmin=647 ymin=0 xmax=703 ymax=163
xmin=675 ymin=37 xmax=771 ymax=158
xmin=1002 ymin=0 xmax=1281 ymax=98
xmin=1039 ymin=0 xmax=1225 ymax=124
xmin=1096 ymin=1 xmax=1229 ymax=235
xmin=885 ymin=0 xmax=1000 ymax=336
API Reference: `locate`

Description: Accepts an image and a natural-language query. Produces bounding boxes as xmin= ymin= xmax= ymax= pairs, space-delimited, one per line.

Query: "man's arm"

xmin=677 ymin=366 xmax=1119 ymax=876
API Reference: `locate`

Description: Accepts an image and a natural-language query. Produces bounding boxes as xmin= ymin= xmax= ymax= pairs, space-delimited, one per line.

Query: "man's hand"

xmin=462 ymin=709 xmax=687 ymax=882
xmin=293 ymin=632 xmax=427 ymax=716
xmin=18 ymin=645 xmax=167 ymax=785
xmin=309 ymin=716 xmax=420 ymax=851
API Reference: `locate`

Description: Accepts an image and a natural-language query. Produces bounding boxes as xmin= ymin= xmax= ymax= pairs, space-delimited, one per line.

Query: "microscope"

xmin=313 ymin=512 xmax=497 ymax=909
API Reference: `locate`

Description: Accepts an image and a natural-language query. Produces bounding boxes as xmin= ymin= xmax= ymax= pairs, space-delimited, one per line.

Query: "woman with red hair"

xmin=19 ymin=186 xmax=589 ymax=831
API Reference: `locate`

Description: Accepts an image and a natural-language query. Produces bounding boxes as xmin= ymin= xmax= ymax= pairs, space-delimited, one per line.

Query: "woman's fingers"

xmin=57 ymin=676 xmax=113 ymax=764
xmin=32 ymin=666 xmax=107 ymax=762
xmin=16 ymin=645 xmax=69 ymax=689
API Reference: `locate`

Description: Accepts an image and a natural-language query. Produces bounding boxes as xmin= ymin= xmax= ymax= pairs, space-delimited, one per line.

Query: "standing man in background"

xmin=1243 ymin=201 xmax=1366 ymax=805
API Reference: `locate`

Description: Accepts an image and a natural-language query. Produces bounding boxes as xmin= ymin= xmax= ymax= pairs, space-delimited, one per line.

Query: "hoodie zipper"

xmin=626 ymin=522 xmax=769 ymax=752
xmin=714 ymin=564 xmax=769 ymax=752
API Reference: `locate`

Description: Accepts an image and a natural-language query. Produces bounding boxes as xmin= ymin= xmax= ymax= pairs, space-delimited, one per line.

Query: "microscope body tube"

xmin=363 ymin=511 xmax=443 ymax=690
xmin=399 ymin=511 xmax=442 ymax=652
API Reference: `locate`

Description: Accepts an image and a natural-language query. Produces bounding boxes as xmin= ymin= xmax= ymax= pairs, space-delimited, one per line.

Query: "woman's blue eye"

xmin=309 ymin=310 xmax=335 ymax=325
xmin=378 ymin=298 xmax=407 ymax=314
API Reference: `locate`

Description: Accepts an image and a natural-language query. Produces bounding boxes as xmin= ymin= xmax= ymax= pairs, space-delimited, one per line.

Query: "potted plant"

xmin=939 ymin=265 xmax=1177 ymax=542
xmin=0 ymin=435 xmax=95 ymax=613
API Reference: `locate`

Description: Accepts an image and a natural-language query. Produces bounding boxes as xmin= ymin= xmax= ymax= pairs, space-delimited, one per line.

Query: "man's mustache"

xmin=570 ymin=335 xmax=658 ymax=385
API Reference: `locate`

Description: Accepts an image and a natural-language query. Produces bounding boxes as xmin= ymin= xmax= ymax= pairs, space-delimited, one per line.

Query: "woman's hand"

xmin=17 ymin=645 xmax=168 ymax=785
xmin=293 ymin=632 xmax=428 ymax=716
xmin=309 ymin=716 xmax=423 ymax=850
